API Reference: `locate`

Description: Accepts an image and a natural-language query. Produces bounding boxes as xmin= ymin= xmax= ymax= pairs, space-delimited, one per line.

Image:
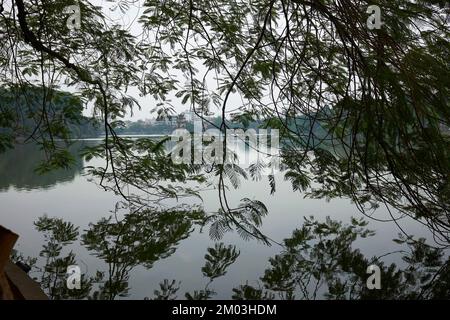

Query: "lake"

xmin=0 ymin=140 xmax=433 ymax=299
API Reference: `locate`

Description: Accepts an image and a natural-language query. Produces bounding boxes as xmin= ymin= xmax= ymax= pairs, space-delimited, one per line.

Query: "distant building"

xmin=142 ymin=118 xmax=155 ymax=125
xmin=182 ymin=109 xmax=217 ymax=124
xmin=182 ymin=110 xmax=203 ymax=123
xmin=155 ymin=109 xmax=178 ymax=126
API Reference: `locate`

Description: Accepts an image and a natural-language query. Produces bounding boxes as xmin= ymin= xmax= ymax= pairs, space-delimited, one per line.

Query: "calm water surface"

xmin=0 ymin=140 xmax=432 ymax=299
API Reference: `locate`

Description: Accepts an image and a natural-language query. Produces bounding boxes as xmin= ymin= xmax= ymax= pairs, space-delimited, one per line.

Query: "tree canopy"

xmin=0 ymin=1 xmax=449 ymax=246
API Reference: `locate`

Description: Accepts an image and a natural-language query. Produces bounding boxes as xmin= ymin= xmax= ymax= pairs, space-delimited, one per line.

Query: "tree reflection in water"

xmin=0 ymin=143 xmax=85 ymax=192
xmin=15 ymin=204 xmax=205 ymax=300
xmin=13 ymin=212 xmax=450 ymax=300
xmin=82 ymin=204 xmax=206 ymax=300
xmin=232 ymin=217 xmax=450 ymax=300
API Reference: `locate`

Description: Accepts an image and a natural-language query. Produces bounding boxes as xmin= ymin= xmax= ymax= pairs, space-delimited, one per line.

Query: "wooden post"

xmin=0 ymin=225 xmax=48 ymax=300
xmin=0 ymin=225 xmax=19 ymax=300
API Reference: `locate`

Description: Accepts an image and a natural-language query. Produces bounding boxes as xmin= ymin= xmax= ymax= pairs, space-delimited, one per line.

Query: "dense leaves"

xmin=1 ymin=0 xmax=449 ymax=300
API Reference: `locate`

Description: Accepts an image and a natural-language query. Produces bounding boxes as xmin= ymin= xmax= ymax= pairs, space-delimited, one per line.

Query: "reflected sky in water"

xmin=0 ymin=140 xmax=433 ymax=299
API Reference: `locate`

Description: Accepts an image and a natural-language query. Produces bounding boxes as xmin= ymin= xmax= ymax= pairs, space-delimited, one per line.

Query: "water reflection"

xmin=22 ymin=204 xmax=206 ymax=300
xmin=15 ymin=213 xmax=450 ymax=300
xmin=3 ymin=139 xmax=449 ymax=299
xmin=82 ymin=204 xmax=206 ymax=300
xmin=0 ymin=143 xmax=86 ymax=191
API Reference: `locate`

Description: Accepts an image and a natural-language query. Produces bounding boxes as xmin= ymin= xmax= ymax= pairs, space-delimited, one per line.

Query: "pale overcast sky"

xmin=84 ymin=0 xmax=244 ymax=121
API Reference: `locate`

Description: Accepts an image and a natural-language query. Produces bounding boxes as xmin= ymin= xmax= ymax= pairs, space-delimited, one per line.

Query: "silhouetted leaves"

xmin=235 ymin=216 xmax=450 ymax=300
xmin=202 ymin=243 xmax=240 ymax=280
xmin=152 ymin=279 xmax=180 ymax=300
